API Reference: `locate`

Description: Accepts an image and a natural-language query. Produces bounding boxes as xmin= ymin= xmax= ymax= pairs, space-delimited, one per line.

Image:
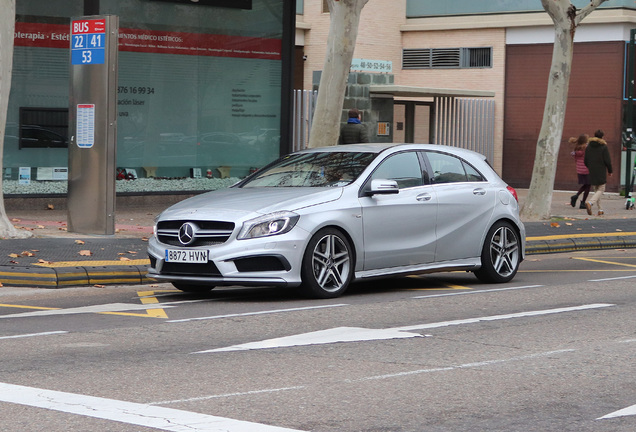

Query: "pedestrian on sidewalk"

xmin=584 ymin=129 xmax=613 ymax=216
xmin=569 ymin=134 xmax=591 ymax=209
xmin=339 ymin=108 xmax=369 ymax=144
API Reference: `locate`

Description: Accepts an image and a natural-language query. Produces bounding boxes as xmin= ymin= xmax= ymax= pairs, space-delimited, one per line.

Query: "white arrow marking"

xmin=598 ymin=404 xmax=636 ymax=420
xmin=196 ymin=327 xmax=424 ymax=353
xmin=0 ymin=303 xmax=176 ymax=318
xmin=196 ymin=303 xmax=614 ymax=353
xmin=0 ymin=382 xmax=306 ymax=432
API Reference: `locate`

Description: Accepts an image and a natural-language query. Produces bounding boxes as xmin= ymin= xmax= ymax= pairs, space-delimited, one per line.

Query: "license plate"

xmin=165 ymin=249 xmax=208 ymax=263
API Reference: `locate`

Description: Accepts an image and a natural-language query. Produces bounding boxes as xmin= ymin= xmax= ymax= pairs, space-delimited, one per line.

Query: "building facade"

xmin=295 ymin=0 xmax=636 ymax=191
xmin=5 ymin=0 xmax=294 ymax=197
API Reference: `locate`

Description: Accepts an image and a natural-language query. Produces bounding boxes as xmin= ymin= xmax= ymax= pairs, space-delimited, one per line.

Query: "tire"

xmin=474 ymin=221 xmax=521 ymax=284
xmin=299 ymin=228 xmax=354 ymax=299
xmin=172 ymin=283 xmax=215 ymax=293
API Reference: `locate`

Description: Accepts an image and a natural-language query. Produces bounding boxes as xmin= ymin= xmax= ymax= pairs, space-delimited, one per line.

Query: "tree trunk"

xmin=521 ymin=0 xmax=608 ymax=220
xmin=0 ymin=0 xmax=29 ymax=238
xmin=307 ymin=0 xmax=369 ymax=148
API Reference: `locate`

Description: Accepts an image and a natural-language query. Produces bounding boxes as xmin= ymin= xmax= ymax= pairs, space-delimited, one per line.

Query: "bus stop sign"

xmin=71 ymin=18 xmax=106 ymax=65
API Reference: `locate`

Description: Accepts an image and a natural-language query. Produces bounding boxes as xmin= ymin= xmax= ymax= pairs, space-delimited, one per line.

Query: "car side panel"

xmin=359 ymin=185 xmax=438 ymax=270
xmin=432 ymin=182 xmax=496 ymax=261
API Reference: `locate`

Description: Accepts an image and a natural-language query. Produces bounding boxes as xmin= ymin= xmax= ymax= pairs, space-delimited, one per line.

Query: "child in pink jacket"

xmin=569 ymin=134 xmax=590 ymax=209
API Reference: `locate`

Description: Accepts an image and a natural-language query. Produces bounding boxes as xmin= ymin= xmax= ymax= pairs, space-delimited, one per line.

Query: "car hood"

xmin=158 ymin=187 xmax=344 ymax=221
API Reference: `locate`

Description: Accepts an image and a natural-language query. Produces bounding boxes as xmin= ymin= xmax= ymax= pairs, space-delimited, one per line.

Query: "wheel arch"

xmin=484 ymin=217 xmax=525 ymax=262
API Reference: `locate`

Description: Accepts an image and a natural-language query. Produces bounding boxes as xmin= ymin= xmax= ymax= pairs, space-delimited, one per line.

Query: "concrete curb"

xmin=526 ymin=237 xmax=636 ymax=255
xmin=0 ymin=265 xmax=152 ymax=288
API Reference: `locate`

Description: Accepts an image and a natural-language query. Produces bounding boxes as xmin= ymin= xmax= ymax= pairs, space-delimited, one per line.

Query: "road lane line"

xmin=0 ymin=331 xmax=68 ymax=340
xmin=354 ymin=349 xmax=576 ymax=381
xmin=574 ymin=257 xmax=636 ymax=269
xmin=393 ymin=303 xmax=614 ymax=332
xmin=150 ymin=386 xmax=306 ymax=406
xmin=598 ymin=404 xmax=636 ymax=420
xmin=0 ymin=382 xmax=306 ymax=432
xmin=167 ymin=304 xmax=349 ymax=323
xmin=412 ymin=285 xmax=543 ymax=299
xmin=588 ymin=275 xmax=636 ymax=282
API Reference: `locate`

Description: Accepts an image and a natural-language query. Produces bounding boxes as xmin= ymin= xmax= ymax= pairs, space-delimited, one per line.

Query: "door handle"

xmin=473 ymin=188 xmax=486 ymax=196
xmin=416 ymin=193 xmax=432 ymax=202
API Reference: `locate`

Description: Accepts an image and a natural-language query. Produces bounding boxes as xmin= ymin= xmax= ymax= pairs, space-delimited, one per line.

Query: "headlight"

xmin=238 ymin=211 xmax=299 ymax=240
xmin=153 ymin=216 xmax=159 ymax=238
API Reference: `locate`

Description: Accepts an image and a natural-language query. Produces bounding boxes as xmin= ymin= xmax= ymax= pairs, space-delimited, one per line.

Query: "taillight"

xmin=506 ymin=185 xmax=519 ymax=202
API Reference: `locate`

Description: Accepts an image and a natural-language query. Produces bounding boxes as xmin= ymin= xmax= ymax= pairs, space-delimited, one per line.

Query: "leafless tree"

xmin=307 ymin=0 xmax=369 ymax=148
xmin=0 ymin=0 xmax=30 ymax=238
xmin=521 ymin=0 xmax=609 ymax=220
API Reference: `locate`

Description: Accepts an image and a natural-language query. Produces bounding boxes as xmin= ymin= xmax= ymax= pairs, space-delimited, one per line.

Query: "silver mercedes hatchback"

xmin=147 ymin=144 xmax=525 ymax=298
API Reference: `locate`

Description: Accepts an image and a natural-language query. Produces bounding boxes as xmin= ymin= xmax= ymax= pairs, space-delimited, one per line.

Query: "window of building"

xmin=402 ymin=47 xmax=492 ymax=69
xmin=322 ymin=0 xmax=329 ymax=13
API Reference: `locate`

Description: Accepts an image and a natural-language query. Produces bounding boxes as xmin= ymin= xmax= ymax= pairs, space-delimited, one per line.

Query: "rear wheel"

xmin=172 ymin=283 xmax=215 ymax=293
xmin=474 ymin=221 xmax=520 ymax=283
xmin=299 ymin=228 xmax=353 ymax=299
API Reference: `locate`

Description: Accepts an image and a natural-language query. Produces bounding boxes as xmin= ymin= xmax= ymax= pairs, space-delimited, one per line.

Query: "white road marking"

xmin=598 ymin=404 xmax=636 ymax=420
xmin=195 ymin=326 xmax=425 ymax=353
xmin=0 ymin=331 xmax=68 ymax=340
xmin=0 ymin=382 xmax=306 ymax=432
xmin=196 ymin=303 xmax=614 ymax=353
xmin=150 ymin=386 xmax=306 ymax=405
xmin=0 ymin=303 xmax=176 ymax=319
xmin=589 ymin=275 xmax=636 ymax=282
xmin=354 ymin=349 xmax=576 ymax=381
xmin=168 ymin=304 xmax=349 ymax=323
xmin=412 ymin=285 xmax=543 ymax=299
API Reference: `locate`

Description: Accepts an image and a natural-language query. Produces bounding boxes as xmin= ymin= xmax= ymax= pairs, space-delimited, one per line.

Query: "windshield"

xmin=241 ymin=151 xmax=377 ymax=188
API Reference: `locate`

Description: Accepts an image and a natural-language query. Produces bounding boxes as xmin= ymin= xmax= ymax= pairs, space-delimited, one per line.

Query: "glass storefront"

xmin=5 ymin=0 xmax=290 ymax=194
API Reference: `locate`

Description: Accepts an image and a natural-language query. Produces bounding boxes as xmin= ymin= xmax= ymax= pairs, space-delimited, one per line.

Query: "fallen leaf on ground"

xmin=141 ymin=237 xmax=149 ymax=242
xmin=59 ymin=227 xmax=67 ymax=231
xmin=8 ymin=253 xmax=20 ymax=258
xmin=616 ymin=229 xmax=623 ymax=232
xmin=38 ymin=259 xmax=51 ymax=264
xmin=79 ymin=250 xmax=92 ymax=256
xmin=119 ymin=257 xmax=131 ymax=261
xmin=565 ymin=222 xmax=573 ymax=226
xmin=11 ymin=218 xmax=20 ymax=222
xmin=94 ymin=284 xmax=106 ymax=288
xmin=128 ymin=251 xmax=138 ymax=254
xmin=550 ymin=222 xmax=560 ymax=228
xmin=37 ymin=225 xmax=45 ymax=229
xmin=74 ymin=240 xmax=85 ymax=245
xmin=21 ymin=251 xmax=35 ymax=257
xmin=9 ymin=260 xmax=18 ymax=264
xmin=47 ymin=204 xmax=55 ymax=210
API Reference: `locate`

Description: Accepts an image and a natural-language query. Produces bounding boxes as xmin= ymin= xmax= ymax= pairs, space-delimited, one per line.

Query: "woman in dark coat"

xmin=584 ymin=129 xmax=613 ymax=216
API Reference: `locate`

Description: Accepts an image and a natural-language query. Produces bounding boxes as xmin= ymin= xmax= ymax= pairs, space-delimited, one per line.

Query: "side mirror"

xmin=363 ymin=179 xmax=399 ymax=196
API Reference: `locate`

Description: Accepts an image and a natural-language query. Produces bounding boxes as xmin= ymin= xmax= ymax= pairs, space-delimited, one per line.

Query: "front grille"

xmin=157 ymin=220 xmax=235 ymax=247
xmin=161 ymin=261 xmax=221 ymax=276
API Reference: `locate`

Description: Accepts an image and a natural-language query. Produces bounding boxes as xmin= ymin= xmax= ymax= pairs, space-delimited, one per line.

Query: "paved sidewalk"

xmin=0 ymin=189 xmax=634 ymax=288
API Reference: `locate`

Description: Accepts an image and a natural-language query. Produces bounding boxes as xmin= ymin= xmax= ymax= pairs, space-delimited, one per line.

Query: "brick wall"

xmin=504 ymin=41 xmax=624 ymax=192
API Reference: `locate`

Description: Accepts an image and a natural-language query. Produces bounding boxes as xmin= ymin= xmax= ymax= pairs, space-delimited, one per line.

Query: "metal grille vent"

xmin=403 ymin=47 xmax=492 ymax=69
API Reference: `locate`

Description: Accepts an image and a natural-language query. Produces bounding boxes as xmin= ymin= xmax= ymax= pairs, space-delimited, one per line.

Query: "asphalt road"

xmin=0 ymin=249 xmax=635 ymax=432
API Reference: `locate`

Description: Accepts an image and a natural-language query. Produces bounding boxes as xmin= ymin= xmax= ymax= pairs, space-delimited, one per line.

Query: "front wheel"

xmin=299 ymin=228 xmax=353 ymax=299
xmin=474 ymin=221 xmax=520 ymax=283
